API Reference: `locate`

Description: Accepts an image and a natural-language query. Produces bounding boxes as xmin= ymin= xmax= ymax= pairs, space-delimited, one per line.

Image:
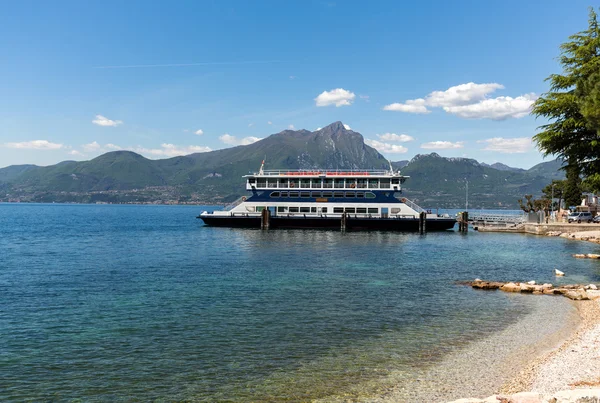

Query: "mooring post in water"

xmin=341 ymin=212 xmax=347 ymax=231
xmin=458 ymin=211 xmax=468 ymax=232
xmin=419 ymin=211 xmax=426 ymax=233
xmin=261 ymin=208 xmax=270 ymax=230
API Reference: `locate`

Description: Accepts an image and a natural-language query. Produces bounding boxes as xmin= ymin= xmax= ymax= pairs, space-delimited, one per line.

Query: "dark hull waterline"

xmin=199 ymin=215 xmax=456 ymax=231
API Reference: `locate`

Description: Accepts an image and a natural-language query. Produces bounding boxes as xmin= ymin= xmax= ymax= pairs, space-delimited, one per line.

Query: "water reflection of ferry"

xmin=198 ymin=162 xmax=455 ymax=231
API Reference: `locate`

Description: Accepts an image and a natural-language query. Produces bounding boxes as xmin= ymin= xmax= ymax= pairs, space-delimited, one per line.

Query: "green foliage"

xmin=518 ymin=195 xmax=551 ymax=213
xmin=563 ymin=163 xmax=583 ymax=208
xmin=532 ymin=7 xmax=600 ymax=181
xmin=542 ymin=179 xmax=565 ymax=210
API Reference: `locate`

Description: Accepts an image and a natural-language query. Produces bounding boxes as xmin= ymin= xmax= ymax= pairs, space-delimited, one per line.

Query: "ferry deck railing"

xmin=249 ymin=169 xmax=402 ymax=177
xmin=401 ymin=197 xmax=426 ymax=214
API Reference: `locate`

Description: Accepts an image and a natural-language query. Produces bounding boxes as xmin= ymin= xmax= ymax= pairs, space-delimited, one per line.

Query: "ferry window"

xmin=321 ymin=207 xmax=328 ymax=213
xmin=391 ymin=208 xmax=401 ymax=214
xmin=311 ymin=179 xmax=322 ymax=188
xmin=256 ymin=206 xmax=264 ymax=212
xmin=368 ymin=208 xmax=378 ymax=214
xmin=289 ymin=191 xmax=299 ymax=198
xmin=356 ymin=192 xmax=364 ymax=198
xmin=277 ymin=206 xmax=288 ymax=213
xmin=289 ymin=179 xmax=299 ymax=188
xmin=248 ymin=178 xmax=256 ymax=184
xmin=323 ymin=179 xmax=334 ymax=188
xmin=257 ymin=180 xmax=267 ymax=188
xmin=280 ymin=191 xmax=288 ymax=198
xmin=267 ymin=179 xmax=277 ymax=187
xmin=346 ymin=178 xmax=356 ymax=188
xmin=279 ymin=179 xmax=289 ymax=188
xmin=333 ymin=207 xmax=344 ymax=213
xmin=357 ymin=179 xmax=367 ymax=189
xmin=380 ymin=179 xmax=390 ymax=187
xmin=334 ymin=179 xmax=345 ymax=188
xmin=300 ymin=207 xmax=310 ymax=213
xmin=289 ymin=207 xmax=299 ymax=213
xmin=300 ymin=192 xmax=310 ymax=198
xmin=311 ymin=207 xmax=317 ymax=213
xmin=311 ymin=191 xmax=322 ymax=198
xmin=333 ymin=191 xmax=344 ymax=198
xmin=391 ymin=178 xmax=400 ymax=184
xmin=357 ymin=208 xmax=367 ymax=214
xmin=366 ymin=192 xmax=376 ymax=199
xmin=270 ymin=192 xmax=280 ymax=198
xmin=345 ymin=207 xmax=356 ymax=214
xmin=300 ymin=179 xmax=310 ymax=188
xmin=322 ymin=192 xmax=333 ymax=198
xmin=368 ymin=179 xmax=379 ymax=188
xmin=345 ymin=192 xmax=355 ymax=198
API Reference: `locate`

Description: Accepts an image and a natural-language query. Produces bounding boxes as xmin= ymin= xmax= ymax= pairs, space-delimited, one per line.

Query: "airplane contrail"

xmin=93 ymin=60 xmax=284 ymax=69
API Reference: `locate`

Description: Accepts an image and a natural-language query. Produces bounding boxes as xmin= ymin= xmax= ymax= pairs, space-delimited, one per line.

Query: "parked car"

xmin=567 ymin=212 xmax=593 ymax=223
xmin=593 ymin=215 xmax=600 ymax=223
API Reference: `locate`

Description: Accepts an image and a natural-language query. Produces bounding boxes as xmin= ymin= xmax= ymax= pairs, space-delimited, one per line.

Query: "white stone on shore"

xmin=528 ymin=280 xmax=537 ymax=285
xmin=446 ymin=389 xmax=600 ymax=402
xmin=555 ymin=269 xmax=565 ymax=276
xmin=550 ymin=388 xmax=600 ymax=402
xmin=588 ymin=284 xmax=598 ymax=290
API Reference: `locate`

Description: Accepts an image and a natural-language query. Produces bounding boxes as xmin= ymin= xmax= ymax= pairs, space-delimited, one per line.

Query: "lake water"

xmin=2 ymin=204 xmax=600 ymax=402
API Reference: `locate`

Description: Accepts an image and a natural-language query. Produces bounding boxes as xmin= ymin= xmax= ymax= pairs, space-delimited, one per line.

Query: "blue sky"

xmin=0 ymin=0 xmax=593 ymax=168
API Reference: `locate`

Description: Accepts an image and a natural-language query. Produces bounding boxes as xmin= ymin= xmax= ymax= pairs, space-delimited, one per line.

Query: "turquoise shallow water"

xmin=1 ymin=204 xmax=600 ymax=402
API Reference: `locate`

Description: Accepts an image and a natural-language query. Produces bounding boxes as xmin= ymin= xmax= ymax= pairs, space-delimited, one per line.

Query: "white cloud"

xmin=68 ymin=150 xmax=84 ymax=156
xmin=315 ymin=88 xmax=356 ymax=107
xmin=478 ymin=137 xmax=532 ymax=153
xmin=377 ymin=133 xmax=414 ymax=142
xmin=425 ymin=82 xmax=504 ymax=107
xmin=82 ymin=141 xmax=101 ymax=152
xmin=81 ymin=141 xmax=122 ymax=153
xmin=4 ymin=140 xmax=63 ymax=150
xmin=289 ymin=75 xmax=297 ymax=80
xmin=267 ymin=121 xmax=272 ymax=125
xmin=136 ymin=143 xmax=212 ymax=158
xmin=383 ymin=99 xmax=430 ymax=114
xmin=365 ymin=139 xmax=408 ymax=154
xmin=343 ymin=124 xmax=351 ymax=130
xmin=359 ymin=95 xmax=370 ymax=102
xmin=315 ymin=127 xmax=322 ymax=131
xmin=195 ymin=129 xmax=204 ymax=135
xmin=443 ymin=94 xmax=537 ymax=120
xmin=248 ymin=123 xmax=254 ymax=127
xmin=383 ymin=82 xmax=535 ymax=120
xmin=219 ymin=134 xmax=262 ymax=146
xmin=92 ymin=115 xmax=123 ymax=127
xmin=421 ymin=141 xmax=465 ymax=150
xmin=288 ymin=124 xmax=295 ymax=130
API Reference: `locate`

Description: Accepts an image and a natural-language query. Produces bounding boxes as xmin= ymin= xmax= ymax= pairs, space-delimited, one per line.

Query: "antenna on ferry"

xmin=388 ymin=159 xmax=394 ymax=175
xmin=259 ymin=157 xmax=265 ymax=175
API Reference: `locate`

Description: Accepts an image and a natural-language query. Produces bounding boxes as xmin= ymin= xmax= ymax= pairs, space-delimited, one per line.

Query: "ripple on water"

xmin=1 ymin=204 xmax=599 ymax=402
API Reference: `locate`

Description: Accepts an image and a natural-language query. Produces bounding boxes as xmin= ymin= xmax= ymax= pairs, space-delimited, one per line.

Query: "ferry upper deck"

xmin=244 ymin=169 xmax=408 ymax=191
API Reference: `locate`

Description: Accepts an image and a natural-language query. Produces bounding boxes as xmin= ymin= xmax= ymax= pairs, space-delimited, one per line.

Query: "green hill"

xmin=0 ymin=122 xmax=563 ymax=207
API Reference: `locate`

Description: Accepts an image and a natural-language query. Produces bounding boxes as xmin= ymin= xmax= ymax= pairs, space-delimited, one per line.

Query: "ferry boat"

xmin=198 ymin=162 xmax=456 ymax=231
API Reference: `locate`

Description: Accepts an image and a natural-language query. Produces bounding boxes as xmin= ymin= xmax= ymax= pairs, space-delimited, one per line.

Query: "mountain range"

xmin=0 ymin=121 xmax=563 ymax=208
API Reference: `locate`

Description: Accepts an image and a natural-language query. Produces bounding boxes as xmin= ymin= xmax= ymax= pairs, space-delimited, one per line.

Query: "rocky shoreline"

xmin=444 ymin=228 xmax=600 ymax=403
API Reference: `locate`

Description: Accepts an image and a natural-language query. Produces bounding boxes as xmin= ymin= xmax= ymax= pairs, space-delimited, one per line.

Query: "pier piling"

xmin=419 ymin=211 xmax=426 ymax=233
xmin=341 ymin=212 xmax=347 ymax=231
xmin=261 ymin=208 xmax=270 ymax=230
